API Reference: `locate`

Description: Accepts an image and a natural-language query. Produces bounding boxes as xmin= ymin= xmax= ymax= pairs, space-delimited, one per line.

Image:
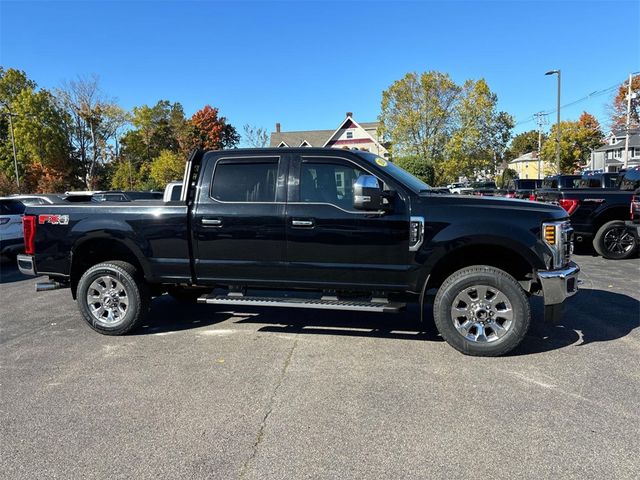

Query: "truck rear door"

xmin=191 ymin=153 xmax=289 ymax=284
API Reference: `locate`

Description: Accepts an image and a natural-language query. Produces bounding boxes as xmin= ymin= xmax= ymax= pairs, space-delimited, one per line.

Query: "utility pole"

xmin=545 ymin=70 xmax=561 ymax=174
xmin=0 ymin=102 xmax=20 ymax=190
xmin=623 ymin=73 xmax=634 ymax=169
xmin=534 ymin=111 xmax=548 ymax=179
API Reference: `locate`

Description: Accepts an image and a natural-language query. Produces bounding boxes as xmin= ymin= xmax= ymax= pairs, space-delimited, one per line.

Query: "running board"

xmin=197 ymin=295 xmax=405 ymax=313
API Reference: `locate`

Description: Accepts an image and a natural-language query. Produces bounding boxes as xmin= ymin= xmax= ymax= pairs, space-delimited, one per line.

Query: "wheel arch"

xmin=422 ymin=242 xmax=541 ymax=294
xmin=70 ymin=236 xmax=149 ymax=299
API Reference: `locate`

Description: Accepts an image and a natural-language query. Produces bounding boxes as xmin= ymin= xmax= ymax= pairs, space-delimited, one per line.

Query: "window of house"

xmin=299 ymin=160 xmax=368 ymax=209
xmin=346 ymin=131 xmax=353 ymax=139
xmin=211 ymin=159 xmax=279 ymax=202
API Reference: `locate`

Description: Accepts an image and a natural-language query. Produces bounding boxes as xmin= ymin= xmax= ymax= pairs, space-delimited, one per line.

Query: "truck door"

xmin=285 ymin=154 xmax=411 ymax=290
xmin=192 ymin=153 xmax=288 ymax=283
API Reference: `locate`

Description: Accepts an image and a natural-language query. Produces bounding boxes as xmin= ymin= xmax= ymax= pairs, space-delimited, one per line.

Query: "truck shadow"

xmin=511 ymin=289 xmax=640 ymax=356
xmin=140 ymin=289 xmax=639 ymax=355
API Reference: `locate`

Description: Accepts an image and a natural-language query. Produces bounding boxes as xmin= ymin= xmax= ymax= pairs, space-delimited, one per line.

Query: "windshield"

xmin=354 ymin=152 xmax=431 ymax=193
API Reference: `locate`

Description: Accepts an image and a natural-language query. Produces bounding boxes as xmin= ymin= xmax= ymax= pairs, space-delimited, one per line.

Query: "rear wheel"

xmin=433 ymin=266 xmax=531 ymax=357
xmin=77 ymin=261 xmax=150 ymax=335
xmin=593 ymin=220 xmax=637 ymax=260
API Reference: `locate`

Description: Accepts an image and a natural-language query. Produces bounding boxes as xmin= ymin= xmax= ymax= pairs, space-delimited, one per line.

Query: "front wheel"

xmin=77 ymin=261 xmax=150 ymax=335
xmin=433 ymin=266 xmax=531 ymax=357
xmin=593 ymin=220 xmax=638 ymax=260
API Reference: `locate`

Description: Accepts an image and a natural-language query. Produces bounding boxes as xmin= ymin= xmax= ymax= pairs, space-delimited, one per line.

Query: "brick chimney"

xmin=346 ymin=112 xmax=353 ymax=118
xmin=275 ymin=122 xmax=281 ymax=133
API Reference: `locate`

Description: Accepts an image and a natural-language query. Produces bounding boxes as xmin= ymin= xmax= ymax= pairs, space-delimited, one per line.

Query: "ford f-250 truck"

xmin=17 ymin=148 xmax=580 ymax=356
xmin=534 ymin=167 xmax=640 ymax=260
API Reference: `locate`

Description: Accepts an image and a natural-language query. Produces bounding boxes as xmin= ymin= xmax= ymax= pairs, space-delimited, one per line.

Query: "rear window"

xmin=516 ymin=180 xmax=537 ymax=189
xmin=0 ymin=200 xmax=26 ymax=215
xmin=211 ymin=159 xmax=279 ymax=202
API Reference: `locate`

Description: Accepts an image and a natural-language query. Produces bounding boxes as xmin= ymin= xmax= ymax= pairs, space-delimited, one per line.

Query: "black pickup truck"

xmin=17 ymin=148 xmax=580 ymax=356
xmin=534 ymin=167 xmax=640 ymax=259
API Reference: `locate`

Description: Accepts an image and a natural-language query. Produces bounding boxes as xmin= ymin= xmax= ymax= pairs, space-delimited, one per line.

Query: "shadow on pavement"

xmin=139 ymin=288 xmax=639 ymax=355
xmin=0 ymin=258 xmax=31 ymax=284
xmin=138 ymin=295 xmax=441 ymax=341
xmin=512 ymin=289 xmax=640 ymax=356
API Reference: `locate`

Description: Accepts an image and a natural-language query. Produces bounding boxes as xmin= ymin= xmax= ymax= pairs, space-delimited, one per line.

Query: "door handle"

xmin=291 ymin=219 xmax=314 ymax=227
xmin=202 ymin=218 xmax=223 ymax=227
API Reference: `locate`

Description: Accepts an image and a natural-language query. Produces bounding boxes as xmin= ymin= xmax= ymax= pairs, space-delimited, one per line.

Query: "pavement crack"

xmin=239 ymin=338 xmax=298 ymax=479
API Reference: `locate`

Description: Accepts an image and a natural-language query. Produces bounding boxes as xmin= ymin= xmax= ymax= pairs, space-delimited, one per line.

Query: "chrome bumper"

xmin=537 ymin=261 xmax=580 ymax=306
xmin=16 ymin=254 xmax=36 ymax=276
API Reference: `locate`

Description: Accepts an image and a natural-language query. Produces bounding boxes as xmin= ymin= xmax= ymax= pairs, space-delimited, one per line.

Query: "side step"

xmin=198 ymin=295 xmax=405 ymax=313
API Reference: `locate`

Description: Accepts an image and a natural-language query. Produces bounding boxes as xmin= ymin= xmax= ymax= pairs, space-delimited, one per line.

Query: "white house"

xmin=269 ymin=112 xmax=389 ymax=158
xmin=588 ymin=128 xmax=640 ymax=172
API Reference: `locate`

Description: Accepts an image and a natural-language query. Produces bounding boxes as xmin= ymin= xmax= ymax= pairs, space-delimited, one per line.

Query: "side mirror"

xmin=353 ymin=175 xmax=382 ymax=211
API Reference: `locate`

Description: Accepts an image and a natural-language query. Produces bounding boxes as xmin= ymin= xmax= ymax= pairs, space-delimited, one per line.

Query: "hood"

xmin=417 ymin=192 xmax=568 ymax=219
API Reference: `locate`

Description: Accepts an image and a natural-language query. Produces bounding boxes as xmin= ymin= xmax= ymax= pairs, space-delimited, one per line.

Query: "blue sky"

xmin=1 ymin=0 xmax=638 ymax=142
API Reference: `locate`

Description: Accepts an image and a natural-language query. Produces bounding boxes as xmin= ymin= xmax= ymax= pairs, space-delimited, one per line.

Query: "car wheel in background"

xmin=593 ymin=220 xmax=638 ymax=260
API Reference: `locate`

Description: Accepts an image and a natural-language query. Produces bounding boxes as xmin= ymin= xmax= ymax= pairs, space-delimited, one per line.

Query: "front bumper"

xmin=537 ymin=261 xmax=580 ymax=306
xmin=16 ymin=254 xmax=36 ymax=276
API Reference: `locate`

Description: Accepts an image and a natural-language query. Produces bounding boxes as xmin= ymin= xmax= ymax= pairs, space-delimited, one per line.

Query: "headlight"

xmin=542 ymin=220 xmax=573 ymax=269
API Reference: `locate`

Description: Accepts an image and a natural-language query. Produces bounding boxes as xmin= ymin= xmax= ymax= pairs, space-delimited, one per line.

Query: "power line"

xmin=515 ymin=81 xmax=624 ymax=127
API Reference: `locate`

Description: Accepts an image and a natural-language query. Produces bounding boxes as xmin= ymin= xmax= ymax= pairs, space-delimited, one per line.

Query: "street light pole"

xmin=545 ymin=69 xmax=561 ymax=174
xmin=0 ymin=102 xmax=20 ymax=190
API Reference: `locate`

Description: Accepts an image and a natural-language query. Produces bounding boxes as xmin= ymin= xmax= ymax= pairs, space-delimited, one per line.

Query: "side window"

xmin=300 ymin=160 xmax=368 ymax=209
xmin=211 ymin=159 xmax=279 ymax=202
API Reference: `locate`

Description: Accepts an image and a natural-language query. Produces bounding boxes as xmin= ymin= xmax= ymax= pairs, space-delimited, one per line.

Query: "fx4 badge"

xmin=38 ymin=214 xmax=70 ymax=225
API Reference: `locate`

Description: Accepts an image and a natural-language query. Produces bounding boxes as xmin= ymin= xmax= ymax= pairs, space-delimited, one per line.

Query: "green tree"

xmin=506 ymin=130 xmax=545 ymax=161
xmin=149 ymin=150 xmax=185 ymax=189
xmin=379 ymin=72 xmax=513 ymax=185
xmin=0 ymin=68 xmax=75 ymax=191
xmin=541 ymin=112 xmax=604 ymax=173
xmin=393 ymin=155 xmax=435 ymax=185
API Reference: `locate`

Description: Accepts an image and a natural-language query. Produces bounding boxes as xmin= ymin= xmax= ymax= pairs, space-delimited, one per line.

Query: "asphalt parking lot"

xmin=1 ymin=251 xmax=639 ymax=480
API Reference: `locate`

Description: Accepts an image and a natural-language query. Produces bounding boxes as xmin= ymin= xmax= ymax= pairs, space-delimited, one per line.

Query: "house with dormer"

xmin=269 ymin=112 xmax=389 ymax=158
xmin=588 ymin=128 xmax=640 ymax=172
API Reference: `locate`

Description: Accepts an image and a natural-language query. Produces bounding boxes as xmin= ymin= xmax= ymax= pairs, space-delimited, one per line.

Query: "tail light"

xmin=22 ymin=215 xmax=36 ymax=255
xmin=529 ymin=194 xmax=536 ymax=201
xmin=559 ymin=198 xmax=580 ymax=215
xmin=632 ymin=195 xmax=639 ymax=220
xmin=505 ymin=193 xmax=515 ymax=198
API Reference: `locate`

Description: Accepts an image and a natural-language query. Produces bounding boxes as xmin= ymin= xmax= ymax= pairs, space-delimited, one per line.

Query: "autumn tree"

xmin=610 ymin=74 xmax=639 ymax=129
xmin=540 ymin=112 xmax=604 ymax=173
xmin=243 ymin=124 xmax=269 ymax=147
xmin=189 ymin=105 xmax=239 ymax=150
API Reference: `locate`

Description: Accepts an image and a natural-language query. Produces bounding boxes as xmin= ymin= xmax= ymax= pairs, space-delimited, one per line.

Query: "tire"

xmin=76 ymin=261 xmax=150 ymax=335
xmin=167 ymin=287 xmax=207 ymax=303
xmin=593 ymin=220 xmax=638 ymax=260
xmin=433 ymin=266 xmax=531 ymax=357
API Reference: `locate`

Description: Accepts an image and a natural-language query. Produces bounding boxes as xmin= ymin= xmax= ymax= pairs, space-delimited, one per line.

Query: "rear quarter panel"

xmin=26 ymin=203 xmax=190 ymax=281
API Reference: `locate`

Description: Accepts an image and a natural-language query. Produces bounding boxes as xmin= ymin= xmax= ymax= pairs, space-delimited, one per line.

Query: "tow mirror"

xmin=353 ymin=175 xmax=382 ymax=211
